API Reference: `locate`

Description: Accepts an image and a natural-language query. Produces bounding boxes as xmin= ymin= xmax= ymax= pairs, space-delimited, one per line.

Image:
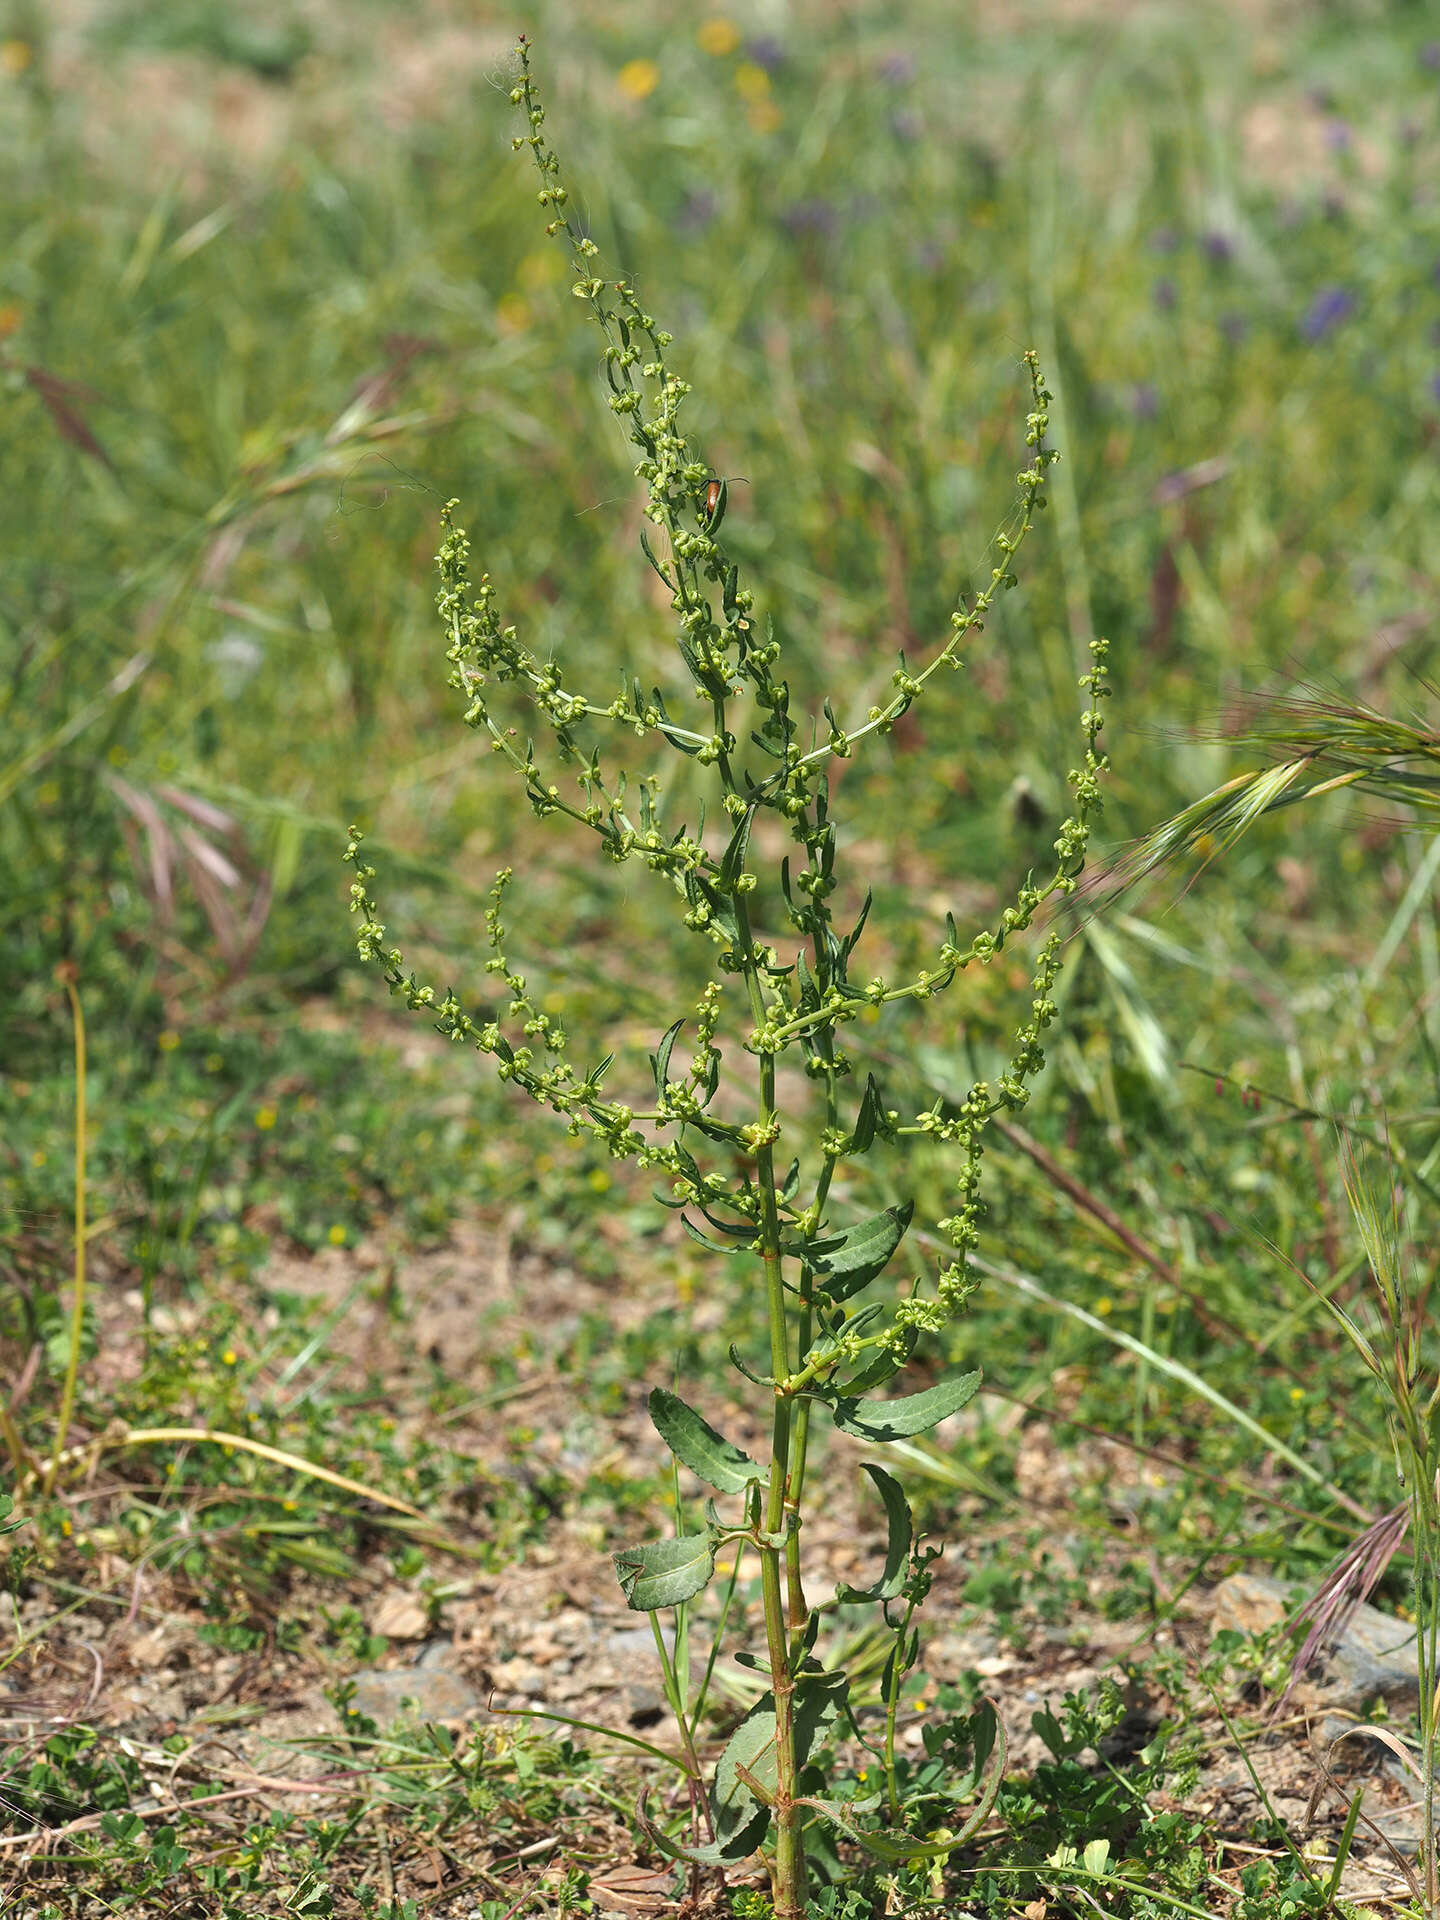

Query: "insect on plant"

xmin=703 ymin=474 xmax=748 ymax=532
xmin=346 ymin=37 xmax=1112 ymax=1917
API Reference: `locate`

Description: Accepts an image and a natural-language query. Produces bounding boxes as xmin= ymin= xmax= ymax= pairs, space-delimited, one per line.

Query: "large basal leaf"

xmin=648 ymin=1388 xmax=762 ymax=1495
xmin=811 ymin=1202 xmax=915 ymax=1302
xmin=831 ymin=1369 xmax=982 ymax=1442
xmin=712 ymin=1667 xmax=849 ymax=1841
xmin=713 ymin=1699 xmax=779 ymax=1843
xmin=635 ymin=1788 xmax=769 ymax=1866
xmin=613 ymin=1532 xmax=715 ymax=1611
xmin=834 ymin=1463 xmax=911 ymax=1604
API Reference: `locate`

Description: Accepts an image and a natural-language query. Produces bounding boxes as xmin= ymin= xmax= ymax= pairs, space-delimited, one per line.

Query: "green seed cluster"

xmin=348 ymin=36 xmax=1113 ymax=1401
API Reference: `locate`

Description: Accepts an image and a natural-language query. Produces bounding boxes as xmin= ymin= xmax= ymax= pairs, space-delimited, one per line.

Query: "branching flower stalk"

xmin=346 ymin=39 xmax=1112 ymax=1917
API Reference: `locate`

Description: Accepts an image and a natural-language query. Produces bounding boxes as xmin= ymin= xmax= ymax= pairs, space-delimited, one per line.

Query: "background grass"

xmin=5 ymin=0 xmax=1440 ymax=1913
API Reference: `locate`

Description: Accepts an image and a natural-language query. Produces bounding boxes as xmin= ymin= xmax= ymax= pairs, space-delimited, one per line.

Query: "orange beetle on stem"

xmin=701 ymin=475 xmax=748 ymax=532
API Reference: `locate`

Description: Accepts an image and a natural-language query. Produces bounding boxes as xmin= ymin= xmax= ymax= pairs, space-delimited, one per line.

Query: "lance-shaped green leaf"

xmin=718 ymin=804 xmax=756 ymax=890
xmin=684 ymin=1113 xmax=746 ymax=1145
xmin=728 ymin=1344 xmax=775 ymax=1387
xmin=848 ymin=1074 xmax=887 ymax=1154
xmin=684 ymin=870 xmax=739 ymax=942
xmin=648 ymin=1387 xmax=762 ymax=1495
xmin=648 ymin=686 xmax=701 ymax=755
xmin=680 ymin=1215 xmax=744 ymax=1257
xmin=695 ymin=1202 xmax=757 ymax=1238
xmin=835 ymin=1464 xmax=911 ymax=1604
xmin=809 ymin=1202 xmax=914 ymax=1302
xmin=800 ymin=1701 xmax=1006 ymax=1860
xmin=613 ymin=1532 xmax=715 ymax=1611
xmin=840 ymin=889 xmax=873 ymax=961
xmin=581 ymin=1051 xmax=615 ymax=1094
xmin=649 ymin=1018 xmax=684 ymax=1096
xmin=831 ymin=1369 xmax=982 ymax=1443
xmin=796 ymin=1799 xmax=962 ymax=1862
xmin=638 ymin=530 xmax=676 ymax=592
xmin=713 ymin=1667 xmax=849 ymax=1844
xmin=635 ymin=1788 xmax=769 ymax=1866
xmin=806 ymin=1302 xmax=886 ymax=1372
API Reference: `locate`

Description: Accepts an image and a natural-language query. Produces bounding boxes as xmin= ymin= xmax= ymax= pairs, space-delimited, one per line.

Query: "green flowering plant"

xmin=345 ymin=37 xmax=1110 ymax=1917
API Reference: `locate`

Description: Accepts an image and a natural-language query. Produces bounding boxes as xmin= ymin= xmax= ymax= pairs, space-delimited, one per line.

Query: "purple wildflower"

xmin=1153 ymin=277 xmax=1176 ymax=312
xmin=1149 ymin=226 xmax=1180 ymax=253
xmin=1419 ymin=41 xmax=1440 ymax=71
xmin=1202 ymin=229 xmax=1234 ymax=265
xmin=1324 ymin=117 xmax=1351 ymax=152
xmin=889 ymin=108 xmax=921 ymax=142
xmin=1131 ymin=382 xmax=1159 ymax=420
xmin=1220 ymin=312 xmax=1249 ymax=345
xmin=781 ymin=198 xmax=840 ymax=238
xmin=745 ymin=35 xmax=785 ymax=72
xmin=1300 ymin=285 xmax=1355 ymax=341
xmin=675 ymin=190 xmax=718 ymax=237
xmin=878 ymin=50 xmax=915 ymax=85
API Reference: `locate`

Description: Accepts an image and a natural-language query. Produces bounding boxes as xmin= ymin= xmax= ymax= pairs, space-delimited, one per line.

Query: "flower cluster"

xmin=351 ymin=78 xmax=1113 ymax=1380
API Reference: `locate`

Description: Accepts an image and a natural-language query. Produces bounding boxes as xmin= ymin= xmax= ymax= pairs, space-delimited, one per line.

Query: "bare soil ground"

xmin=3 ymin=1211 xmax=1424 ymax=1911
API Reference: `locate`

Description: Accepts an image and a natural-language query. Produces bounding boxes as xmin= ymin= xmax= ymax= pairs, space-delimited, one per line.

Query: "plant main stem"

xmin=785 ymin=983 xmax=839 ymax=1652
xmin=43 ymin=970 xmax=86 ymax=1498
xmin=758 ymin=1070 xmax=805 ymax=1916
xmin=734 ymin=883 xmax=805 ymax=1919
xmin=883 ymin=1597 xmax=917 ymax=1822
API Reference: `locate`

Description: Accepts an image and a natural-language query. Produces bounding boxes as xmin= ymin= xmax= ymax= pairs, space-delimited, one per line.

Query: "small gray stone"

xmin=1209 ymin=1573 xmax=1291 ymax=1639
xmin=346 ymin=1641 xmax=480 ymax=1725
xmin=1360 ymin=1788 xmax=1425 ymax=1857
xmin=1300 ymin=1600 xmax=1419 ymax=1716
xmin=490 ymin=1657 xmax=546 ymax=1697
xmin=1210 ymin=1573 xmax=1420 ymax=1716
xmin=624 ymin=1682 xmax=667 ymax=1726
xmin=924 ymin=1626 xmax=999 ymax=1679
xmin=604 ymin=1627 xmax=657 ymax=1660
xmin=605 ymin=1625 xmax=674 ymax=1662
xmin=369 ymin=1589 xmax=431 ymax=1642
